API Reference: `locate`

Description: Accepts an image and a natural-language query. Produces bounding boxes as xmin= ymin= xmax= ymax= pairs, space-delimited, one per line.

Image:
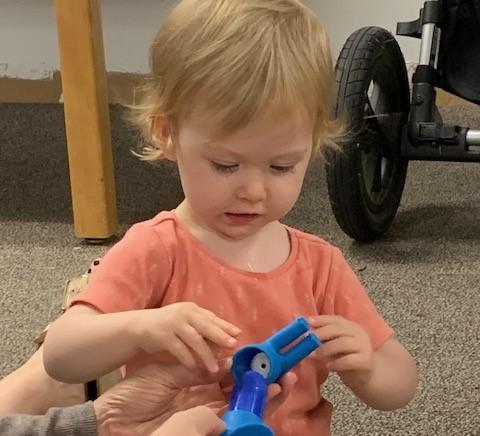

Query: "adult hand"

xmin=94 ymin=359 xmax=229 ymax=436
xmin=94 ymin=359 xmax=297 ymax=436
xmin=153 ymin=371 xmax=298 ymax=436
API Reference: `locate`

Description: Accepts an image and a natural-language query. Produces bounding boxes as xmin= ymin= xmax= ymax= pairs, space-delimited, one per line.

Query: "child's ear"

xmin=152 ymin=115 xmax=176 ymax=161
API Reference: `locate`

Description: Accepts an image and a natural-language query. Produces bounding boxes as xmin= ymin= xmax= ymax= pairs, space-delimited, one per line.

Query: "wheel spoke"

xmin=364 ymin=112 xmax=405 ymax=157
xmin=372 ymin=156 xmax=383 ymax=193
xmin=361 ymin=126 xmax=384 ymax=155
xmin=361 ymin=147 xmax=377 ymax=194
xmin=365 ymin=80 xmax=381 ymax=116
xmin=365 ymin=94 xmax=375 ymax=117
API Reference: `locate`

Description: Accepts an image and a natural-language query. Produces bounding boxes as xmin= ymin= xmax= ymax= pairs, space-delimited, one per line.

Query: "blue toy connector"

xmin=221 ymin=317 xmax=321 ymax=436
xmin=221 ymin=370 xmax=273 ymax=436
xmin=232 ymin=316 xmax=321 ymax=384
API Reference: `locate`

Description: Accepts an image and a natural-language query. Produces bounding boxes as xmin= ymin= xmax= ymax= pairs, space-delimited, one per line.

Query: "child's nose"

xmin=236 ymin=173 xmax=267 ymax=203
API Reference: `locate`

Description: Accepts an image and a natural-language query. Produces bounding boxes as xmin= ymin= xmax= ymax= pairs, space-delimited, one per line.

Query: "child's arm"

xmin=43 ymin=302 xmax=241 ymax=384
xmin=308 ymin=315 xmax=417 ymax=411
xmin=342 ymin=336 xmax=417 ymax=410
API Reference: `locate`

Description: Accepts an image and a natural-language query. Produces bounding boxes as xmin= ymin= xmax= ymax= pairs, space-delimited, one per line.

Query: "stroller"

xmin=325 ymin=0 xmax=480 ymax=241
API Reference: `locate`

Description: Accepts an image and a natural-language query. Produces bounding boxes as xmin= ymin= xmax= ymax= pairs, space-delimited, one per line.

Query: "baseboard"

xmin=1 ymin=71 xmax=475 ymax=110
xmin=0 ymin=72 xmax=145 ymax=105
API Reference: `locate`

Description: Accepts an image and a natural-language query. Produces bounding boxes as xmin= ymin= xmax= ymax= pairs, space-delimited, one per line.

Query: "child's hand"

xmin=151 ymin=405 xmax=225 ymax=436
xmin=133 ymin=302 xmax=241 ymax=373
xmin=308 ymin=315 xmax=374 ymax=388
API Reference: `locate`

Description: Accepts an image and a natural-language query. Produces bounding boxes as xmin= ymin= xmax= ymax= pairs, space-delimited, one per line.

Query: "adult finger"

xmin=166 ymin=358 xmax=231 ymax=389
xmin=151 ymin=406 xmax=225 ymax=436
xmin=188 ymin=406 xmax=226 ymax=434
xmin=264 ymin=372 xmax=298 ymax=416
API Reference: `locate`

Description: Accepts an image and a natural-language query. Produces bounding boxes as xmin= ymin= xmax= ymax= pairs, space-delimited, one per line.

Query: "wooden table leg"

xmin=55 ymin=0 xmax=118 ymax=240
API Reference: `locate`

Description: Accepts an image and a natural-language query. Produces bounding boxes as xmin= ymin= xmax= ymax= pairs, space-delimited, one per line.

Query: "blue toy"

xmin=222 ymin=317 xmax=321 ymax=436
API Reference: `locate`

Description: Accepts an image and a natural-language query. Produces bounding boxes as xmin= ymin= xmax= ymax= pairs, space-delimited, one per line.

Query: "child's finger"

xmin=307 ymin=315 xmax=344 ymax=328
xmin=314 ymin=323 xmax=353 ymax=342
xmin=193 ymin=319 xmax=239 ymax=348
xmin=167 ymin=335 xmax=196 ymax=369
xmin=318 ymin=337 xmax=359 ymax=359
xmin=177 ymin=325 xmax=219 ymax=372
xmin=212 ymin=317 xmax=242 ymax=336
xmin=200 ymin=310 xmax=242 ymax=336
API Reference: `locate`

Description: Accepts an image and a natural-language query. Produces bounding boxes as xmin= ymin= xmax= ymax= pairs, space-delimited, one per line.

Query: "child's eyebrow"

xmin=199 ymin=141 xmax=219 ymax=149
xmin=201 ymin=141 xmax=308 ymax=161
xmin=273 ymin=149 xmax=309 ymax=160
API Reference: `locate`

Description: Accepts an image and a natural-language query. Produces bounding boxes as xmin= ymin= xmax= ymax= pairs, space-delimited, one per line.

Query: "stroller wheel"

xmin=326 ymin=26 xmax=410 ymax=242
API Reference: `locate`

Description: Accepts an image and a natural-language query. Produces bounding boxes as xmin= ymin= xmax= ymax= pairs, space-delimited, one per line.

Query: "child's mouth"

xmin=224 ymin=213 xmax=260 ymax=225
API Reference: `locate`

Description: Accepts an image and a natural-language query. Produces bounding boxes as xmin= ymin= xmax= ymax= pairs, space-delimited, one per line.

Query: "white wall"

xmin=0 ymin=0 xmax=59 ymax=79
xmin=307 ymin=0 xmax=423 ymax=62
xmin=0 ymin=0 xmax=176 ymax=79
xmin=0 ymin=0 xmax=423 ymax=80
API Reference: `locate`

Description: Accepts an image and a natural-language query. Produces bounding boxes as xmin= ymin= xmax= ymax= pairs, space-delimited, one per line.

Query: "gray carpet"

xmin=1 ymin=103 xmax=479 ymax=435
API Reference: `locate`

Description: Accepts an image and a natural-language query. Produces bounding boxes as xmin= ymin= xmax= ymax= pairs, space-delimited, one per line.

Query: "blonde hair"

xmin=130 ymin=0 xmax=342 ymax=161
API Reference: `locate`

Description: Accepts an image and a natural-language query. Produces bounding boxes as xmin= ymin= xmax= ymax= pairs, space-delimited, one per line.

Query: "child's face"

xmin=171 ymin=112 xmax=313 ymax=240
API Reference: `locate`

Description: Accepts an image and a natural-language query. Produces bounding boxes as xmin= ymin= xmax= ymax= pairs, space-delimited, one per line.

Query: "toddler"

xmin=43 ymin=1 xmax=418 ymax=434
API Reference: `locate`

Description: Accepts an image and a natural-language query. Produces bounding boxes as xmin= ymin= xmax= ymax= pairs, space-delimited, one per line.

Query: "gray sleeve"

xmin=0 ymin=401 xmax=97 ymax=436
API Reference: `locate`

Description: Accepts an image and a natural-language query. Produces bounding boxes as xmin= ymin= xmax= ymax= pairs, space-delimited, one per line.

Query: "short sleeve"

xmin=69 ymin=223 xmax=173 ymax=313
xmin=318 ymin=247 xmax=393 ymax=350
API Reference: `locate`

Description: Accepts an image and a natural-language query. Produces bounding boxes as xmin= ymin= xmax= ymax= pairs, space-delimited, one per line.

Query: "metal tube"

xmin=466 ymin=129 xmax=480 ymax=145
xmin=419 ymin=23 xmax=435 ymax=65
xmin=433 ymin=28 xmax=441 ymax=69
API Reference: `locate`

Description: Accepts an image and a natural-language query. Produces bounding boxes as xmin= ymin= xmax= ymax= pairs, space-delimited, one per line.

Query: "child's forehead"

xmin=178 ymin=111 xmax=312 ymax=142
xmin=178 ymin=113 xmax=312 ymax=157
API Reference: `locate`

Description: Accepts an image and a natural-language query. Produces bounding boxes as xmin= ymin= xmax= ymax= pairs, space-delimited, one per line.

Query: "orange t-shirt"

xmin=70 ymin=210 xmax=393 ymax=436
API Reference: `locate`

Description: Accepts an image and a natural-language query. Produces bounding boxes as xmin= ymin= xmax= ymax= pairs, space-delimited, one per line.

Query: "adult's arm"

xmin=0 ymin=402 xmax=96 ymax=436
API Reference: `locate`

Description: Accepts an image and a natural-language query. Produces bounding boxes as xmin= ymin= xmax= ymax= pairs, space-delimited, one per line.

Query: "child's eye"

xmin=211 ymin=162 xmax=238 ymax=173
xmin=270 ymin=165 xmax=294 ymax=173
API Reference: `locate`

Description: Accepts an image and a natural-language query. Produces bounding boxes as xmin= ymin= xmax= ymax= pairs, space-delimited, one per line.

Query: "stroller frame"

xmin=324 ymin=0 xmax=480 ymax=241
xmin=398 ymin=0 xmax=480 ymax=162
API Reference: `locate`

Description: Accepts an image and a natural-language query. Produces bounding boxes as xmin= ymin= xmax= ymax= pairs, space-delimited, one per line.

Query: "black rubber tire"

xmin=326 ymin=27 xmax=410 ymax=242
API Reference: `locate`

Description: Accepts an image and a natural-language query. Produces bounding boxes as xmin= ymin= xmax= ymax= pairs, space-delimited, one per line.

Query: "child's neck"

xmin=212 ymin=223 xmax=290 ymax=273
xmin=175 ymin=203 xmax=291 ymax=273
